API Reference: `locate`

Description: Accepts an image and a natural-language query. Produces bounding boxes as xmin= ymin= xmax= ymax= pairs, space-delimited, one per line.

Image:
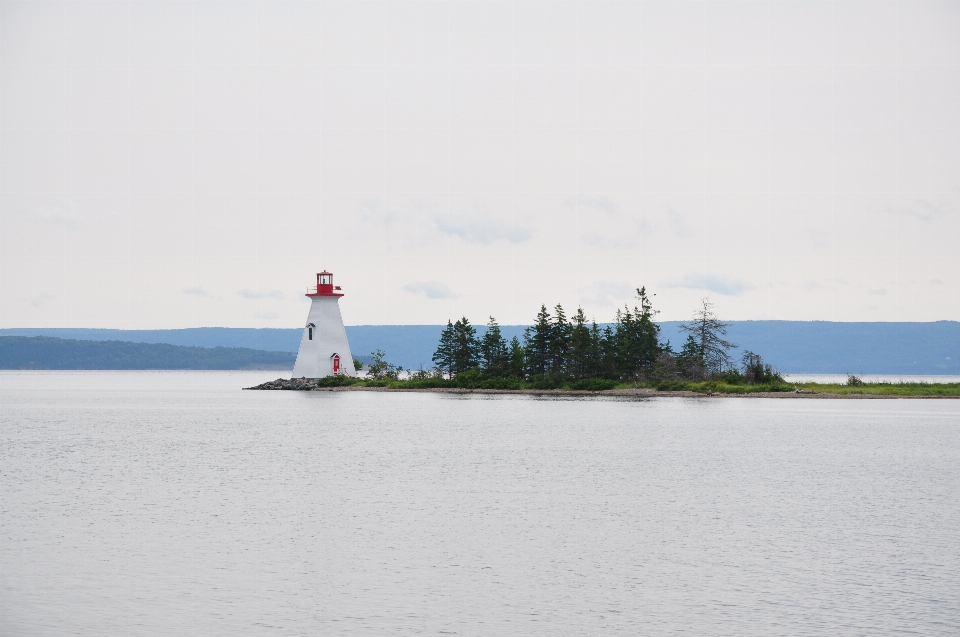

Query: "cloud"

xmin=434 ymin=210 xmax=531 ymax=244
xmin=183 ymin=287 xmax=211 ymax=297
xmin=31 ymin=200 xmax=80 ymax=226
xmin=30 ymin=293 xmax=55 ymax=308
xmin=579 ymin=281 xmax=636 ymax=308
xmin=565 ymin=194 xmax=618 ymax=215
xmin=238 ymin=289 xmax=283 ymax=300
xmin=662 ymin=274 xmax=751 ymax=296
xmin=404 ymin=281 xmax=459 ymax=300
xmin=359 ymin=199 xmax=400 ymax=226
xmin=665 ymin=208 xmax=694 ymax=237
xmin=884 ymin=198 xmax=951 ymax=222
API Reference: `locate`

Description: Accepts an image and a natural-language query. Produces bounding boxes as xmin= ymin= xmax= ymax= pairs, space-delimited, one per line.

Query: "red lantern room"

xmin=307 ymin=271 xmax=344 ymax=297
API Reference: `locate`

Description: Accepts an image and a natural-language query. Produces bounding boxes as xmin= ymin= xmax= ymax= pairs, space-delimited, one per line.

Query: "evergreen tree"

xmin=598 ymin=324 xmax=618 ymax=379
xmin=680 ymin=298 xmax=736 ymax=375
xmin=675 ymin=334 xmax=705 ymax=380
xmin=588 ymin=320 xmax=605 ymax=378
xmin=523 ymin=305 xmax=552 ymax=376
xmin=612 ymin=287 xmax=661 ymax=379
xmin=480 ymin=316 xmax=510 ymax=377
xmin=449 ymin=317 xmax=480 ymax=376
xmin=567 ymin=307 xmax=592 ymax=380
xmin=432 ymin=320 xmax=456 ymax=378
xmin=509 ymin=336 xmax=526 ymax=378
xmin=550 ymin=304 xmax=570 ymax=378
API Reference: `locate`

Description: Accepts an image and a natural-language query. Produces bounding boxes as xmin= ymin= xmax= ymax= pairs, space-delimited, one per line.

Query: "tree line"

xmin=428 ymin=288 xmax=782 ymax=386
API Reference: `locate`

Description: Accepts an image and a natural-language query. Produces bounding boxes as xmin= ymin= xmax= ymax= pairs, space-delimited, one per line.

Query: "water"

xmin=2 ymin=371 xmax=959 ymax=636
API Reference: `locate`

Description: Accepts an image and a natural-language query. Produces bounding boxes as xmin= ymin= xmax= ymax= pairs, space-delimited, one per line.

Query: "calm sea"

xmin=2 ymin=371 xmax=959 ymax=636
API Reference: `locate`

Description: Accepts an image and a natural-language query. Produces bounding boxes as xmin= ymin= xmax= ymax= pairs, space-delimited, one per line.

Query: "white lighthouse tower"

xmin=291 ymin=271 xmax=356 ymax=379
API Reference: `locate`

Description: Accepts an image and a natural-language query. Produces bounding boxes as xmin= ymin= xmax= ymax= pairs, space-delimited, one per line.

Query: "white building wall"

xmin=291 ymin=296 xmax=356 ymax=378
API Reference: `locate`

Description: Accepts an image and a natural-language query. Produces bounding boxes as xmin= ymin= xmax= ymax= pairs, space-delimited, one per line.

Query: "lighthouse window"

xmin=308 ymin=327 xmax=313 ymax=340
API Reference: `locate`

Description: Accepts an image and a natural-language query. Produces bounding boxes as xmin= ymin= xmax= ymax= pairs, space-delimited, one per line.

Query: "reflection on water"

xmin=2 ymin=371 xmax=959 ymax=636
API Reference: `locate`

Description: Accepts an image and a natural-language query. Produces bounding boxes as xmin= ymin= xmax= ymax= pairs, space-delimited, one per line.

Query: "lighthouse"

xmin=291 ymin=271 xmax=356 ymax=378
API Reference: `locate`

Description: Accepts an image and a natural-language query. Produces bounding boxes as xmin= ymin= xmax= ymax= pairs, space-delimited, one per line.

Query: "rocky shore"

xmin=242 ymin=378 xmax=954 ymax=398
xmin=245 ymin=377 xmax=321 ymax=390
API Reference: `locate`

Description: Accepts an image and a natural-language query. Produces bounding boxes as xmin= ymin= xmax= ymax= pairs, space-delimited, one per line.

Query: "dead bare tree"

xmin=680 ymin=298 xmax=737 ymax=375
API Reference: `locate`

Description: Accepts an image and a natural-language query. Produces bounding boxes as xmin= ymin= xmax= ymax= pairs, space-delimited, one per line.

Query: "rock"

xmin=245 ymin=377 xmax=317 ymax=391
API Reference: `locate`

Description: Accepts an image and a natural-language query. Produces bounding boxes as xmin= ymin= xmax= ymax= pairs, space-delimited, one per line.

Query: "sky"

xmin=1 ymin=1 xmax=958 ymax=329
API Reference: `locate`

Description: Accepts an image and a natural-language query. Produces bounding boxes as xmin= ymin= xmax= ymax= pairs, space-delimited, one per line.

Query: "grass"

xmin=790 ymin=381 xmax=960 ymax=396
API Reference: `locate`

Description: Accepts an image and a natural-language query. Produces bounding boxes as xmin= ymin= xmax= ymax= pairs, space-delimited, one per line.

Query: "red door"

xmin=332 ymin=354 xmax=341 ymax=374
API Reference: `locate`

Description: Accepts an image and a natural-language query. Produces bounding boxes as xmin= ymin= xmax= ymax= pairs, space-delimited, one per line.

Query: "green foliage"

xmin=526 ymin=374 xmax=561 ymax=390
xmin=567 ymin=308 xmax=594 ymax=380
xmin=480 ymin=317 xmax=510 ymax=377
xmin=400 ymin=376 xmax=452 ymax=389
xmin=417 ymin=287 xmax=796 ymax=393
xmin=433 ymin=318 xmax=479 ymax=378
xmin=432 ymin=320 xmax=456 ymax=377
xmin=741 ymin=350 xmax=783 ymax=384
xmin=316 ymin=375 xmax=359 ymax=387
xmin=567 ymin=378 xmax=618 ymax=391
xmin=612 ymin=287 xmax=662 ymax=379
xmin=452 ymin=369 xmax=522 ymax=389
xmin=846 ymin=374 xmax=864 ymax=386
xmin=366 ymin=349 xmax=402 ymax=380
xmin=353 ymin=359 xmax=363 ymax=372
xmin=524 ymin=305 xmax=553 ymax=377
xmin=650 ymin=379 xmax=794 ymax=393
xmin=675 ymin=334 xmax=705 ymax=380
xmin=509 ymin=336 xmax=526 ymax=378
xmin=794 ymin=381 xmax=960 ymax=396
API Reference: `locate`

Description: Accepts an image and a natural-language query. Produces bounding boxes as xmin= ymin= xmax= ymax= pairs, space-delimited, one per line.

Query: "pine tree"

xmin=523 ymin=305 xmax=552 ymax=377
xmin=480 ymin=316 xmax=510 ymax=377
xmin=598 ymin=324 xmax=618 ymax=379
xmin=675 ymin=334 xmax=705 ymax=380
xmin=612 ymin=287 xmax=661 ymax=379
xmin=509 ymin=336 xmax=526 ymax=378
xmin=432 ymin=320 xmax=456 ymax=378
xmin=449 ymin=317 xmax=480 ymax=376
xmin=588 ymin=320 xmax=604 ymax=378
xmin=568 ymin=307 xmax=592 ymax=380
xmin=550 ymin=304 xmax=570 ymax=378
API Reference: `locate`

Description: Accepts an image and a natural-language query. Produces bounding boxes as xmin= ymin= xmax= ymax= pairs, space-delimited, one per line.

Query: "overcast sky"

xmin=2 ymin=1 xmax=958 ymax=328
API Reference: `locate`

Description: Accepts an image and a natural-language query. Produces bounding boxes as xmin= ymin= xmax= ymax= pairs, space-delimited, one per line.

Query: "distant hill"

xmin=0 ymin=337 xmax=295 ymax=370
xmin=2 ymin=321 xmax=958 ymax=374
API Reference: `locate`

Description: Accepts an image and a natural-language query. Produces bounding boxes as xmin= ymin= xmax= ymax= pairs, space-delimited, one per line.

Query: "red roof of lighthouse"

xmin=306 ymin=270 xmax=343 ymax=298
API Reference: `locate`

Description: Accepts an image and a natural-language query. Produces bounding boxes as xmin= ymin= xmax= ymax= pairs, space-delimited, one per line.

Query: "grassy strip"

xmin=317 ymin=376 xmax=621 ymax=391
xmin=791 ymin=382 xmax=960 ymax=396
xmin=642 ymin=381 xmax=795 ymax=393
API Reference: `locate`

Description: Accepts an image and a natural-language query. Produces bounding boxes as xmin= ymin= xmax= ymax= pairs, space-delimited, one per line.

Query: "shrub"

xmin=403 ymin=377 xmax=453 ymax=389
xmin=479 ymin=377 xmax=522 ymax=390
xmin=452 ymin=368 xmax=484 ymax=388
xmin=740 ymin=351 xmax=784 ymax=384
xmin=316 ymin=375 xmax=358 ymax=387
xmin=846 ymin=374 xmax=864 ymax=386
xmin=526 ymin=374 xmax=561 ymax=390
xmin=568 ymin=378 xmax=618 ymax=391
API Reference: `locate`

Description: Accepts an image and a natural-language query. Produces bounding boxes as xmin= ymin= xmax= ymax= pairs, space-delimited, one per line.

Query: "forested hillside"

xmin=0 ymin=337 xmax=294 ymax=370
